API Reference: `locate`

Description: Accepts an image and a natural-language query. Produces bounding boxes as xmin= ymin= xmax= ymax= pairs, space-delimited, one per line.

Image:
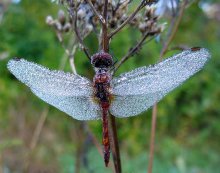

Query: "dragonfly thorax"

xmin=91 ymin=51 xmax=113 ymax=68
xmin=94 ymin=69 xmax=111 ymax=84
xmin=93 ymin=65 xmax=112 ymax=103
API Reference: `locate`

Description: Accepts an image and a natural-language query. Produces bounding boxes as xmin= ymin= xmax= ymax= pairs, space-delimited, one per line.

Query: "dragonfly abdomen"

xmin=93 ymin=69 xmax=112 ymax=167
xmin=101 ymin=101 xmax=110 ymax=167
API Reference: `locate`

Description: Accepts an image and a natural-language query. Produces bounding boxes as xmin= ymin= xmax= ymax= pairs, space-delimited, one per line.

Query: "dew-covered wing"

xmin=31 ymin=88 xmax=101 ymax=120
xmin=110 ymin=48 xmax=211 ymax=118
xmin=7 ymin=58 xmax=101 ymax=120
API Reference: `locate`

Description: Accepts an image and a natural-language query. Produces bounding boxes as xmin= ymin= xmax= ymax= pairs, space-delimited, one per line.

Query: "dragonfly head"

xmin=91 ymin=51 xmax=113 ymax=68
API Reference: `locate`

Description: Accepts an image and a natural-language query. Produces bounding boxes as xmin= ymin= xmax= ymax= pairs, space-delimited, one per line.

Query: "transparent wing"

xmin=32 ymin=88 xmax=101 ymax=120
xmin=110 ymin=48 xmax=211 ymax=118
xmin=7 ymin=58 xmax=101 ymax=120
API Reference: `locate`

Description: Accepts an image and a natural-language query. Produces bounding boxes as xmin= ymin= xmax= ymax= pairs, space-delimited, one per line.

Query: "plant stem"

xmin=102 ymin=0 xmax=109 ymax=52
xmin=29 ymin=108 xmax=49 ymax=150
xmin=72 ymin=7 xmax=91 ymax=60
xmin=24 ymin=107 xmax=49 ymax=172
xmin=147 ymin=1 xmax=187 ymax=173
xmin=109 ymin=113 xmax=122 ymax=173
xmin=102 ymin=0 xmax=122 ymax=172
xmin=147 ymin=104 xmax=157 ymax=173
xmin=160 ymin=1 xmax=187 ymax=58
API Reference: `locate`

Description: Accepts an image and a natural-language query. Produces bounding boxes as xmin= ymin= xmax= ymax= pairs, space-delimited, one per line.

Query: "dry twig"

xmin=100 ymin=0 xmax=122 ymax=172
xmin=147 ymin=1 xmax=187 ymax=173
xmin=86 ymin=0 xmax=105 ymax=24
xmin=109 ymin=0 xmax=157 ymax=39
xmin=71 ymin=7 xmax=91 ymax=59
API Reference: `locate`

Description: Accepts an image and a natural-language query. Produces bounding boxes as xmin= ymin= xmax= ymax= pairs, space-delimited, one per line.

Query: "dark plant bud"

xmin=46 ymin=15 xmax=54 ymax=25
xmin=110 ymin=19 xmax=117 ymax=28
xmin=92 ymin=16 xmax=99 ymax=25
xmin=84 ymin=24 xmax=93 ymax=34
xmin=58 ymin=10 xmax=66 ymax=25
xmin=77 ymin=9 xmax=86 ymax=19
xmin=146 ymin=20 xmax=153 ymax=28
xmin=139 ymin=23 xmax=147 ymax=33
xmin=63 ymin=23 xmax=71 ymax=32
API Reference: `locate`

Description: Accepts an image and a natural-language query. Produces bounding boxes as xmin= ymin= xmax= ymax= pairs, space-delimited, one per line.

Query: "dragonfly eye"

xmin=91 ymin=51 xmax=113 ymax=68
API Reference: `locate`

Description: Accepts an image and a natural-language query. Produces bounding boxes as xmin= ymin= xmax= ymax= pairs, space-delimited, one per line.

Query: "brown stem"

xmin=24 ymin=107 xmax=49 ymax=172
xmin=147 ymin=104 xmax=157 ymax=173
xmin=109 ymin=113 xmax=122 ymax=173
xmin=29 ymin=108 xmax=49 ymax=150
xmin=101 ymin=0 xmax=121 ymax=172
xmin=102 ymin=0 xmax=109 ymax=52
xmin=56 ymin=34 xmax=78 ymax=74
xmin=147 ymin=1 xmax=187 ymax=173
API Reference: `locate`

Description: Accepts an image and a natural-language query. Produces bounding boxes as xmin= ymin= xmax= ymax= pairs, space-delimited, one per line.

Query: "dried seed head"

xmin=77 ymin=9 xmax=86 ymax=19
xmin=46 ymin=15 xmax=54 ymax=25
xmin=58 ymin=10 xmax=66 ymax=25
xmin=63 ymin=23 xmax=71 ymax=32
xmin=85 ymin=24 xmax=93 ymax=34
xmin=139 ymin=22 xmax=148 ymax=33
xmin=110 ymin=19 xmax=117 ymax=28
xmin=92 ymin=15 xmax=99 ymax=25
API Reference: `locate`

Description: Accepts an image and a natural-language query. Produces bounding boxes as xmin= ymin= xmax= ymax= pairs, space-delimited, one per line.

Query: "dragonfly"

xmin=7 ymin=47 xmax=210 ymax=166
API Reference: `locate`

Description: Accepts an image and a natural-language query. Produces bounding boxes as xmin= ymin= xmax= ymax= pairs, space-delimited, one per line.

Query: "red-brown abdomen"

xmin=93 ymin=70 xmax=111 ymax=167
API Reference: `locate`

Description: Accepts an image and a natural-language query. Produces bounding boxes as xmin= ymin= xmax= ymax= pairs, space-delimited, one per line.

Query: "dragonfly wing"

xmin=7 ymin=58 xmax=101 ymax=120
xmin=32 ymin=89 xmax=101 ymax=120
xmin=110 ymin=93 xmax=162 ymax=118
xmin=110 ymin=48 xmax=210 ymax=118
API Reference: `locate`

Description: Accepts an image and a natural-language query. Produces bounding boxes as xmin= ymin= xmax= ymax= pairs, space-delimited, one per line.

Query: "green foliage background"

xmin=0 ymin=0 xmax=219 ymax=173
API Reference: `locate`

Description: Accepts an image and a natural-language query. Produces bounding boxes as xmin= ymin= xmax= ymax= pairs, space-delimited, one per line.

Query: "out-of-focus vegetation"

xmin=0 ymin=0 xmax=219 ymax=173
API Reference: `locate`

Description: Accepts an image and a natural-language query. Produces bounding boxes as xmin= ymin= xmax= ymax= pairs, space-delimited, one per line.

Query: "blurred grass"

xmin=0 ymin=0 xmax=220 ymax=172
